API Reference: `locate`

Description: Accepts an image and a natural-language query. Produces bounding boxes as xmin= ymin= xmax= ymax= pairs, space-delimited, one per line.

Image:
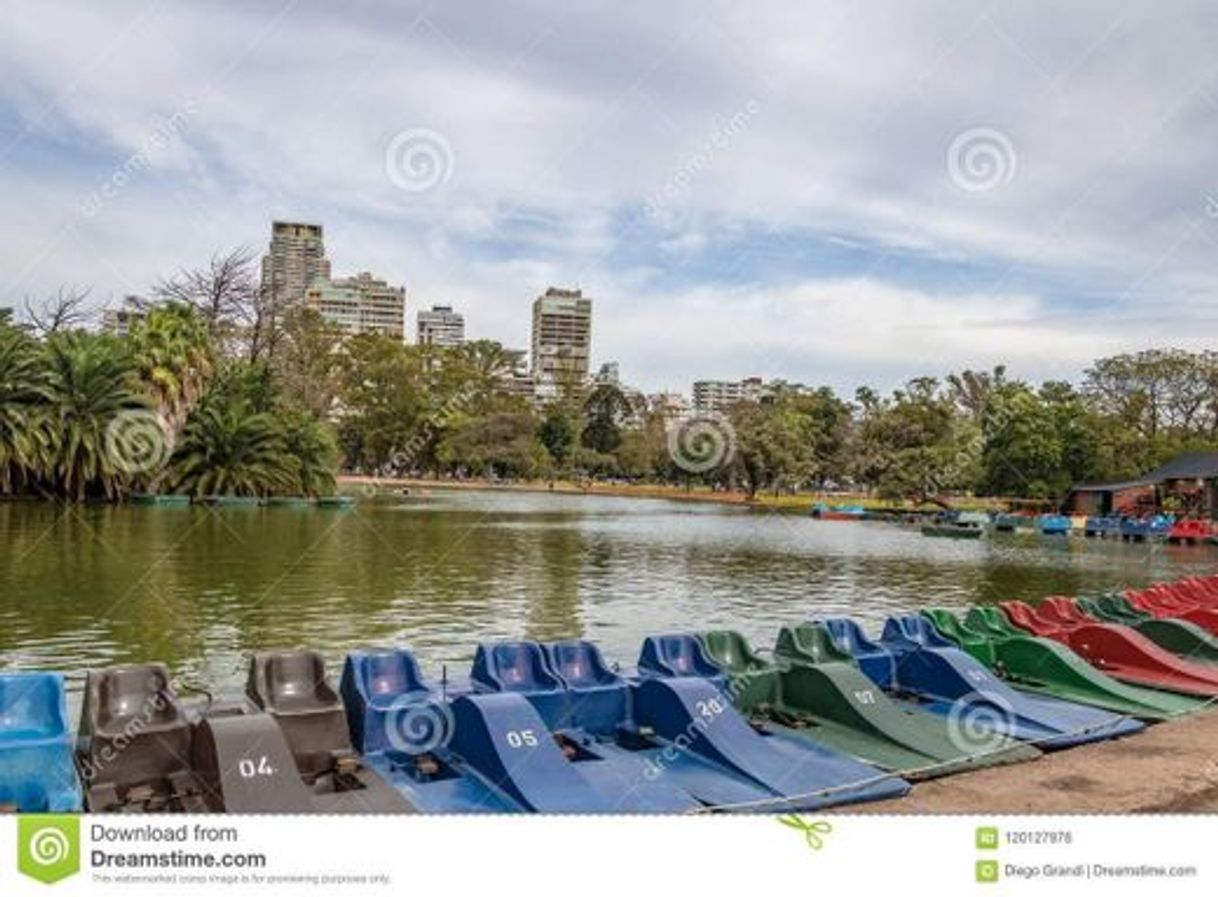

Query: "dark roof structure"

xmin=1071 ymin=451 xmax=1218 ymax=493
xmin=1141 ymin=451 xmax=1218 ymax=481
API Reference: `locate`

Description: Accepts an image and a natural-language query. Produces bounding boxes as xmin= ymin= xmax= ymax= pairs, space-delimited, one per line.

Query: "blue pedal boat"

xmin=0 ymin=673 xmax=83 ymax=811
xmin=447 ymin=637 xmax=907 ymax=812
xmin=1084 ymin=516 xmax=1121 ymax=537
xmin=631 ymin=635 xmax=908 ymax=809
xmin=818 ymin=617 xmax=1143 ymax=749
xmin=1038 ymin=514 xmax=1072 ymax=536
xmin=341 ymin=650 xmax=519 ymax=813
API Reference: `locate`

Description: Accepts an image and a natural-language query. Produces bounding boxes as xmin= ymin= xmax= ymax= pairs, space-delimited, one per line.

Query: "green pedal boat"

xmin=922 ymin=608 xmax=1202 ymax=720
xmin=699 ymin=629 xmax=1039 ymax=779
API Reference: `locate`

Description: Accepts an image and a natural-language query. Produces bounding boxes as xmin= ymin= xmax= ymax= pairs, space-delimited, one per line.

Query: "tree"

xmin=582 ymin=383 xmax=634 ymax=454
xmin=537 ymin=405 xmax=577 ymax=470
xmin=439 ymin=412 xmax=544 ymax=479
xmin=947 ymin=365 xmax=1006 ymax=422
xmin=727 ymin=401 xmax=814 ymax=499
xmin=335 ymin=334 xmax=429 ymax=474
xmin=167 ymin=398 xmax=297 ymax=497
xmin=153 ymin=248 xmax=261 ymax=357
xmin=279 ymin=411 xmax=338 ymax=496
xmin=41 ymin=333 xmax=148 ymax=501
xmin=851 ymin=378 xmax=965 ymax=502
xmin=0 ymin=322 xmax=49 ymax=493
xmin=273 ymin=307 xmax=345 ymax=417
xmin=128 ymin=302 xmax=216 ymax=433
xmin=22 ymin=286 xmax=92 ymax=337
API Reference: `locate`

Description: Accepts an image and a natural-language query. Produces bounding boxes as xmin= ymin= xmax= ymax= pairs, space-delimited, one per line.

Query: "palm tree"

xmin=42 ymin=334 xmax=148 ymax=501
xmin=129 ymin=302 xmax=215 ymax=433
xmin=0 ymin=324 xmax=49 ymax=493
xmin=280 ymin=412 xmax=338 ymax=496
xmin=167 ymin=400 xmax=298 ymax=497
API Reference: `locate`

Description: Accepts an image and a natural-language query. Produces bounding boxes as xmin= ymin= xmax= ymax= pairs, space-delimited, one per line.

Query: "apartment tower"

xmin=530 ymin=287 xmax=592 ymax=394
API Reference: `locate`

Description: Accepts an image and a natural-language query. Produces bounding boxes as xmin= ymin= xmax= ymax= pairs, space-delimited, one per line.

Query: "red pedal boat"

xmin=999 ymin=598 xmax=1218 ymax=697
xmin=1125 ymin=587 xmax=1218 ymax=635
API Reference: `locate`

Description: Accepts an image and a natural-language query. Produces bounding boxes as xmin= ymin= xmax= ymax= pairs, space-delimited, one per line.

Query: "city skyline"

xmin=2 ymin=2 xmax=1216 ymax=396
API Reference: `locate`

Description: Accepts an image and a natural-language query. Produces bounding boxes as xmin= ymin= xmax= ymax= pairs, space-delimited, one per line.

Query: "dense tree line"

xmin=5 ymin=250 xmax=1217 ymax=504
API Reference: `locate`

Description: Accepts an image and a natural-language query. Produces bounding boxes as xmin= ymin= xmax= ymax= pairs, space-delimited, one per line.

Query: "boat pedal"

xmin=414 ymin=754 xmax=440 ymax=777
xmin=126 ymin=783 xmax=157 ymax=804
xmin=0 ymin=802 xmax=17 ymax=814
xmin=335 ymin=754 xmax=361 ymax=777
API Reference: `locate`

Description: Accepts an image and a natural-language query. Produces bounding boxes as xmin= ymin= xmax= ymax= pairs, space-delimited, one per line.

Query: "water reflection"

xmin=1 ymin=493 xmax=1211 ymax=699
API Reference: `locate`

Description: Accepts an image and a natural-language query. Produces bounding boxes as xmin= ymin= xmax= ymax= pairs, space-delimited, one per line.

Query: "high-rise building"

xmin=531 ymin=287 xmax=592 ymax=394
xmin=305 ymin=272 xmax=406 ymax=339
xmin=416 ymin=304 xmax=465 ymax=347
xmin=495 ymin=348 xmax=536 ymax=400
xmin=692 ymin=377 xmax=763 ymax=413
xmin=260 ymin=221 xmax=330 ymax=313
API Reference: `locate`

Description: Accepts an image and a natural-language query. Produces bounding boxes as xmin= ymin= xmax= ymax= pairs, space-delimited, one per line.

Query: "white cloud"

xmin=0 ymin=0 xmax=1215 ymax=391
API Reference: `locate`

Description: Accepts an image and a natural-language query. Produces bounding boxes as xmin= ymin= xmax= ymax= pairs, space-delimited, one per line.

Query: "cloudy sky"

xmin=2 ymin=0 xmax=1216 ymax=394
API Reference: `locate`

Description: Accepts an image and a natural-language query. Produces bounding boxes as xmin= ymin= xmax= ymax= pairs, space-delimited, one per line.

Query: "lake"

xmin=1 ymin=490 xmax=1212 ymax=700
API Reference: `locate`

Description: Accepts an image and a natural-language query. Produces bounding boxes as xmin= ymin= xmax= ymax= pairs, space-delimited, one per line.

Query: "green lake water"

xmin=1 ymin=490 xmax=1214 ymax=698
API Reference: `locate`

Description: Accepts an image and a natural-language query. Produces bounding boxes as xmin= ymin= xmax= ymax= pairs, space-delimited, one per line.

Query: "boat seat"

xmin=247 ymin=651 xmax=356 ymax=779
xmin=773 ymin=623 xmax=853 ymax=666
xmin=356 ymin=650 xmax=430 ymax=708
xmin=965 ymin=606 xmax=1023 ymax=638
xmin=699 ymin=630 xmax=768 ymax=674
xmin=543 ymin=640 xmax=628 ymax=734
xmin=921 ymin=609 xmax=971 ymax=642
xmin=998 ymin=600 xmax=1062 ymax=636
xmin=471 ymin=641 xmax=568 ymax=728
xmin=472 ymin=641 xmax=564 ymax=694
xmin=0 ymin=673 xmax=81 ymax=812
xmin=79 ymin=663 xmax=194 ymax=799
xmin=637 ymin=634 xmax=725 ymax=682
xmin=817 ymin=618 xmax=897 ymax=688
xmin=340 ymin=648 xmax=437 ymax=755
xmin=545 ymin=640 xmax=621 ymax=689
xmin=249 ymin=651 xmax=342 ymax=714
xmin=882 ymin=615 xmax=955 ymax=649
xmin=0 ymin=673 xmax=67 ymax=742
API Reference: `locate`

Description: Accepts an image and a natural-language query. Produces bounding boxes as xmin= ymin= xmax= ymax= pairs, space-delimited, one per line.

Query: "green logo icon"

xmin=975 ymin=859 xmax=1000 ymax=884
xmin=777 ymin=815 xmax=833 ymax=850
xmin=18 ymin=815 xmax=80 ymax=885
xmin=975 ymin=826 xmax=999 ymax=849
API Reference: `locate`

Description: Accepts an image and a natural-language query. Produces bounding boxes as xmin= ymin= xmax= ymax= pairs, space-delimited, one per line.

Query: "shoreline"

xmin=838 ymin=706 xmax=1218 ymax=813
xmin=338 ymin=474 xmax=998 ymax=513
